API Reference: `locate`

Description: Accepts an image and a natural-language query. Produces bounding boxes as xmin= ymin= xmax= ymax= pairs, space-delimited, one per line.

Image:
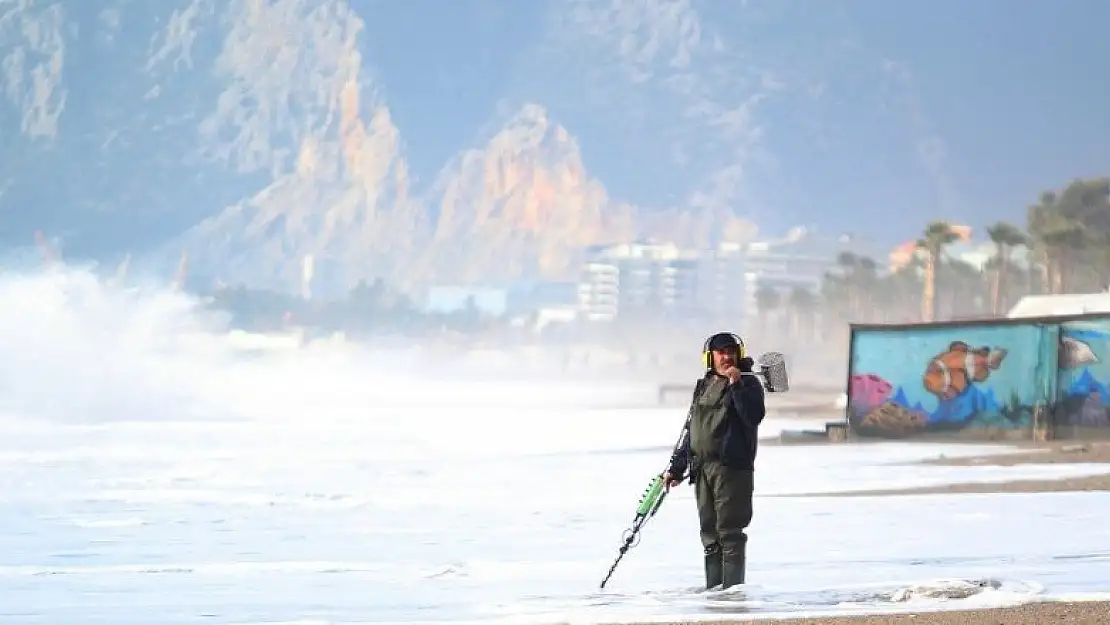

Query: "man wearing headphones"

xmin=663 ymin=331 xmax=766 ymax=590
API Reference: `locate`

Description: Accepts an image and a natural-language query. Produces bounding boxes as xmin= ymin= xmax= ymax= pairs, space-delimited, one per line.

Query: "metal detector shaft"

xmin=598 ymin=482 xmax=669 ymax=589
xmin=598 ymin=384 xmax=700 ymax=590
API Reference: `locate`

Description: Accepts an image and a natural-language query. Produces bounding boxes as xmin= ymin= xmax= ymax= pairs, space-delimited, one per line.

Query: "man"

xmin=663 ymin=331 xmax=767 ymax=590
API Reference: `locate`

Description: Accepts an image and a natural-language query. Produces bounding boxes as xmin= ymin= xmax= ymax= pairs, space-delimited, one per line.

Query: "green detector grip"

xmin=635 ymin=474 xmax=666 ymax=518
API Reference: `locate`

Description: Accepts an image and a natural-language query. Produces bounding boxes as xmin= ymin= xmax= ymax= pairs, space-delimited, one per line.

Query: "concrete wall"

xmin=845 ymin=313 xmax=1110 ymax=441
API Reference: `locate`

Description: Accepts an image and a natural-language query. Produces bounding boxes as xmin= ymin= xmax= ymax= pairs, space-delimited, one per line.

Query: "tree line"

xmin=754 ymin=176 xmax=1110 ymax=340
xmin=204 ymin=277 xmax=489 ymax=335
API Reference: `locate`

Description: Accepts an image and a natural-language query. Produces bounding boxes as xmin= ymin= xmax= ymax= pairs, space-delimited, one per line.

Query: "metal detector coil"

xmin=753 ymin=351 xmax=789 ymax=393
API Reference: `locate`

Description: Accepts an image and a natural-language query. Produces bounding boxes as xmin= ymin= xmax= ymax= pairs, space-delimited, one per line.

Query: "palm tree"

xmin=917 ymin=221 xmax=961 ymax=322
xmin=1050 ymin=177 xmax=1110 ymax=291
xmin=985 ymin=222 xmax=1028 ymax=315
xmin=1024 ymin=178 xmax=1110 ymax=294
xmin=1028 ymin=191 xmax=1066 ymax=294
xmin=853 ymin=256 xmax=880 ymax=322
xmin=834 ymin=251 xmax=861 ymax=320
xmin=883 ymin=264 xmax=923 ymax=323
xmin=1041 ymin=224 xmax=1085 ymax=294
xmin=829 ymin=252 xmax=881 ymax=322
xmin=940 ymin=258 xmax=987 ymax=318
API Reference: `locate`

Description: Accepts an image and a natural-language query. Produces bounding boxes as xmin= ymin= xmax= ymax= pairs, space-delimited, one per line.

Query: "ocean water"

xmin=2 ymin=268 xmax=1110 ymax=624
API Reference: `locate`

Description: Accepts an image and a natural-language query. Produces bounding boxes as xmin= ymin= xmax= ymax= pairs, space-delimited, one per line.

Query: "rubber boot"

xmin=721 ymin=549 xmax=746 ymax=589
xmin=703 ymin=543 xmax=723 ymax=590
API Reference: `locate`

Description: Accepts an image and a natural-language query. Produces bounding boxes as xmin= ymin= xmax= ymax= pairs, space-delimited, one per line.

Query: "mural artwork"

xmin=848 ymin=325 xmax=1042 ymax=439
xmin=1054 ymin=321 xmax=1110 ymax=431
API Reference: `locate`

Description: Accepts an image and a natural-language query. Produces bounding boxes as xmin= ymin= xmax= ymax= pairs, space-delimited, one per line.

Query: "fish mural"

xmin=922 ymin=342 xmax=1008 ymax=401
xmin=1055 ymin=322 xmax=1110 ymax=433
xmin=848 ymin=324 xmax=1045 ymax=439
xmin=1060 ymin=335 xmax=1099 ymax=369
xmin=848 ymin=318 xmax=1110 ymax=440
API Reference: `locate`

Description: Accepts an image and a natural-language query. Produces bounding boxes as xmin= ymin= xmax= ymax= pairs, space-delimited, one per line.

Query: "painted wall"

xmin=847 ymin=315 xmax=1110 ymax=439
xmin=1054 ymin=319 xmax=1110 ymax=434
xmin=847 ymin=323 xmax=1056 ymax=439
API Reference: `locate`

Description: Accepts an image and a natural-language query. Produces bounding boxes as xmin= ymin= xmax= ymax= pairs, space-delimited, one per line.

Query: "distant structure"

xmin=577 ymin=228 xmax=875 ymax=324
xmin=423 ymin=285 xmax=509 ymax=316
xmin=576 ymin=240 xmax=699 ymax=322
xmin=1007 ymin=293 xmax=1110 ymax=318
xmin=505 ymin=281 xmax=578 ymax=317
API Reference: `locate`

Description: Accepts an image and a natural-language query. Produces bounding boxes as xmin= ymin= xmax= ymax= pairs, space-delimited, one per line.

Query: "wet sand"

xmin=617 ymin=444 xmax=1110 ymax=623
xmin=780 ymin=441 xmax=1110 ymax=497
xmin=635 ymin=444 xmax=1110 ymax=623
xmin=812 ymin=472 xmax=1110 ymax=496
xmin=921 ymin=441 xmax=1110 ymax=467
xmin=614 ymin=600 xmax=1110 ymax=624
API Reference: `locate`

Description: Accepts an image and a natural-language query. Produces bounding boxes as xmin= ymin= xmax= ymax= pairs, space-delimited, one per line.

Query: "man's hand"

xmin=663 ymin=471 xmax=683 ymax=490
xmin=722 ymin=366 xmax=743 ymax=385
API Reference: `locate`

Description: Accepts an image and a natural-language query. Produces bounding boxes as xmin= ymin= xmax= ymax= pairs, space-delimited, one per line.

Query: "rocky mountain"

xmin=424 ymin=104 xmax=637 ymax=284
xmin=155 ymin=0 xmax=434 ymax=293
xmin=1 ymin=0 xmax=768 ymax=296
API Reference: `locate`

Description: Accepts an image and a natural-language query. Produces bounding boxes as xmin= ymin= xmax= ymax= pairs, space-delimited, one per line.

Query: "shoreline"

xmin=610 ymin=600 xmax=1110 ymax=624
xmin=773 ymin=441 xmax=1110 ymax=497
xmin=917 ymin=441 xmax=1110 ymax=466
xmin=779 ymin=472 xmax=1110 ymax=497
xmin=609 ymin=443 xmax=1110 ymax=625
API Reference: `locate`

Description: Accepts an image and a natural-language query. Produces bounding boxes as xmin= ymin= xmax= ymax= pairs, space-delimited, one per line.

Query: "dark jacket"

xmin=669 ymin=369 xmax=767 ymax=475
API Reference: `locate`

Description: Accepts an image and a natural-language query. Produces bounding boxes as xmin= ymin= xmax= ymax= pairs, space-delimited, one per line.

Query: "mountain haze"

xmin=2 ymin=0 xmax=759 ymax=293
xmin=5 ymin=0 xmax=1108 ymax=294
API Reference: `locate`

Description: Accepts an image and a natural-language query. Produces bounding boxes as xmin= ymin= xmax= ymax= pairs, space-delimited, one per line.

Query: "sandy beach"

xmin=711 ymin=440 xmax=1110 ymax=622
xmin=614 ymin=600 xmax=1110 ymax=624
xmin=921 ymin=440 xmax=1110 ymax=467
xmin=774 ymin=440 xmax=1110 ymax=497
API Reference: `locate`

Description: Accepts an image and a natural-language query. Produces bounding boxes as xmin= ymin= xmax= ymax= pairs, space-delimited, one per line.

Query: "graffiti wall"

xmin=847 ymin=323 xmax=1054 ymax=439
xmin=1054 ymin=319 xmax=1110 ymax=436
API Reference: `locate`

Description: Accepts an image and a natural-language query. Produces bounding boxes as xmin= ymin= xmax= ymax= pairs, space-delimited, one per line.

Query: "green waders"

xmin=695 ymin=460 xmax=754 ymax=590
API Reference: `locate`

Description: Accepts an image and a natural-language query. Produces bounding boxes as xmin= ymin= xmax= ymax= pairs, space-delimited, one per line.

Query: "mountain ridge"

xmin=2 ymin=0 xmax=763 ymax=296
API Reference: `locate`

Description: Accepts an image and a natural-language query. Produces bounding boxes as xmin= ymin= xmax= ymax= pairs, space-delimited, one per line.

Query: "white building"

xmin=1007 ymin=293 xmax=1110 ymax=318
xmin=577 ymin=241 xmax=699 ymax=321
xmin=577 ymin=229 xmax=882 ymax=324
xmin=698 ymin=228 xmax=878 ymax=324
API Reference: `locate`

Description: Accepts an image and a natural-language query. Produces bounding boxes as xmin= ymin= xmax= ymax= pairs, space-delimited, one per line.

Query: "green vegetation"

xmin=204 ymin=278 xmax=491 ymax=336
xmin=768 ymin=176 xmax=1110 ymax=340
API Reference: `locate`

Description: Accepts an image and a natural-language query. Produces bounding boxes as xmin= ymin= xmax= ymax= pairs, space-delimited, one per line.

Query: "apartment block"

xmin=578 ymin=229 xmax=880 ymax=324
xmin=577 ymin=241 xmax=700 ymax=321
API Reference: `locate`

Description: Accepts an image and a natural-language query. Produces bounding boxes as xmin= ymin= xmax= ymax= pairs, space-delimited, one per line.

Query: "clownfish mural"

xmin=849 ymin=319 xmax=1110 ymax=439
xmin=922 ymin=341 xmax=1008 ymax=401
